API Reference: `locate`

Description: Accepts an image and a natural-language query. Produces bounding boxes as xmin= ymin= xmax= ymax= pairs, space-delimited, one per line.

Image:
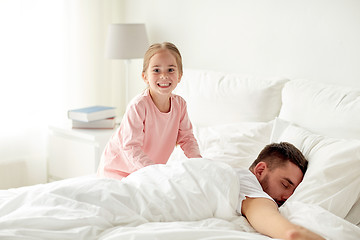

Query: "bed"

xmin=0 ymin=69 xmax=359 ymax=240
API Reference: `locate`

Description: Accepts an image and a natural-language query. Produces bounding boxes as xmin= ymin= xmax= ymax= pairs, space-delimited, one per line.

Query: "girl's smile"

xmin=157 ymin=82 xmax=171 ymax=87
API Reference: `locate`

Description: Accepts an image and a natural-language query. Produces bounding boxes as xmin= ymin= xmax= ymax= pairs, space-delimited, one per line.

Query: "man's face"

xmin=256 ymin=161 xmax=304 ymax=206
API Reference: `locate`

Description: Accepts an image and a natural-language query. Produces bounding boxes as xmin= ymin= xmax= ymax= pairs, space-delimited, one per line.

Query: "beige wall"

xmin=122 ymin=0 xmax=360 ymax=106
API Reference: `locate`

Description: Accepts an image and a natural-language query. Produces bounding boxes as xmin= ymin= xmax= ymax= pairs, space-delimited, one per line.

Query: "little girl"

xmin=97 ymin=42 xmax=202 ymax=180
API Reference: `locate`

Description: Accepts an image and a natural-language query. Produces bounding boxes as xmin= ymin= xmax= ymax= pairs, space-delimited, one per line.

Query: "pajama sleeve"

xmin=119 ymin=102 xmax=155 ymax=170
xmin=176 ymin=100 xmax=202 ymax=158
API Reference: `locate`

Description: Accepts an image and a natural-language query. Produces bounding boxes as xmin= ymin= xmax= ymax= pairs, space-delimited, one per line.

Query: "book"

xmin=68 ymin=106 xmax=116 ymax=122
xmin=71 ymin=117 xmax=116 ymax=129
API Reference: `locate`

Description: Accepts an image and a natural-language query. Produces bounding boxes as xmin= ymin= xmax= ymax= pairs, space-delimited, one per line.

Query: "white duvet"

xmin=0 ymin=159 xmax=359 ymax=240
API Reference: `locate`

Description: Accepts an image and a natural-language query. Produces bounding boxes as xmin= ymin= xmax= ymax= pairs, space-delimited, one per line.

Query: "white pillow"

xmin=271 ymin=118 xmax=360 ymax=224
xmin=279 ymin=79 xmax=360 ymax=140
xmin=168 ymin=121 xmax=273 ymax=169
xmin=196 ymin=121 xmax=273 ymax=169
xmin=175 ymin=69 xmax=288 ymax=126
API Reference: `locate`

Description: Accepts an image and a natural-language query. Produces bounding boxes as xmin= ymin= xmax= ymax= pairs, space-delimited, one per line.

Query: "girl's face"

xmin=142 ymin=50 xmax=182 ymax=98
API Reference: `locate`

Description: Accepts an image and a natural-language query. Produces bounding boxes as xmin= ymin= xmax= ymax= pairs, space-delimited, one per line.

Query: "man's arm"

xmin=241 ymin=197 xmax=325 ymax=240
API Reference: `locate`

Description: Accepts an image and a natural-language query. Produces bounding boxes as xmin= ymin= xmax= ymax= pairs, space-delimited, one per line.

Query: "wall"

xmin=2 ymin=0 xmax=359 ymax=188
xmin=122 ymin=0 xmax=360 ymax=103
xmin=63 ymin=0 xmax=126 ymax=117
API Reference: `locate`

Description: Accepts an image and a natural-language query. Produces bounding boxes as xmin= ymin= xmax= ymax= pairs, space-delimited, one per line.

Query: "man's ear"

xmin=253 ymin=162 xmax=267 ymax=180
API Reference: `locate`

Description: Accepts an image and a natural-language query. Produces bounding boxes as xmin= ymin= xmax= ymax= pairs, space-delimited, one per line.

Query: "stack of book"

xmin=67 ymin=106 xmax=117 ymax=129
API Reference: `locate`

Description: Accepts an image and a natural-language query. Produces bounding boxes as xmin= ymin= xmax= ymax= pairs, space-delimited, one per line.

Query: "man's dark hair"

xmin=249 ymin=142 xmax=308 ymax=175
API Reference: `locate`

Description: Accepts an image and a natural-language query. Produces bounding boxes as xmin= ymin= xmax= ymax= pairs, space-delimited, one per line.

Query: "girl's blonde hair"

xmin=142 ymin=42 xmax=183 ymax=76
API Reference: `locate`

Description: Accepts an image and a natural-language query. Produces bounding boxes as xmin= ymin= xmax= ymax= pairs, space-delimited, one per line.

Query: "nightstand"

xmin=47 ymin=125 xmax=117 ymax=182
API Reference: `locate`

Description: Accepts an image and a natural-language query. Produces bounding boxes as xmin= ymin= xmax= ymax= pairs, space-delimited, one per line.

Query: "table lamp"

xmin=105 ymin=23 xmax=149 ymax=105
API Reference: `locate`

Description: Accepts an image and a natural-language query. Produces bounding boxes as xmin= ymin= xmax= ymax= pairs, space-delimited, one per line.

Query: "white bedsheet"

xmin=0 ymin=159 xmax=359 ymax=240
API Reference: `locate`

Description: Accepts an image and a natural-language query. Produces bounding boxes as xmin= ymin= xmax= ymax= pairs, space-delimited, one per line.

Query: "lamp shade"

xmin=105 ymin=23 xmax=149 ymax=59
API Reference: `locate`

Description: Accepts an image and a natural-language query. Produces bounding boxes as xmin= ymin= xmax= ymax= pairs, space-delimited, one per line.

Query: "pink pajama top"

xmin=97 ymin=89 xmax=201 ymax=180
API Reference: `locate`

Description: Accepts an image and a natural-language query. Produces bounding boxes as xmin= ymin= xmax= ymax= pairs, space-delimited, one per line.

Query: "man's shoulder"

xmin=235 ymin=167 xmax=272 ymax=199
xmin=234 ymin=168 xmax=256 ymax=181
xmin=235 ymin=167 xmax=274 ymax=215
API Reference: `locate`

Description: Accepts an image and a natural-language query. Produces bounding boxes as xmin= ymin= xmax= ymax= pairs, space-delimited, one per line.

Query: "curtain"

xmin=0 ymin=0 xmax=123 ymax=189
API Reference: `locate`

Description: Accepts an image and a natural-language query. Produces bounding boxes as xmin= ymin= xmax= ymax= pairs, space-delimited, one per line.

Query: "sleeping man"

xmin=238 ymin=142 xmax=325 ymax=240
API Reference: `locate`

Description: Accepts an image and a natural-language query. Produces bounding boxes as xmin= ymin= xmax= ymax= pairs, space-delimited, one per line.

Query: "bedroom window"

xmin=0 ymin=0 xmax=65 ymax=188
xmin=0 ymin=0 xmax=122 ymax=188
